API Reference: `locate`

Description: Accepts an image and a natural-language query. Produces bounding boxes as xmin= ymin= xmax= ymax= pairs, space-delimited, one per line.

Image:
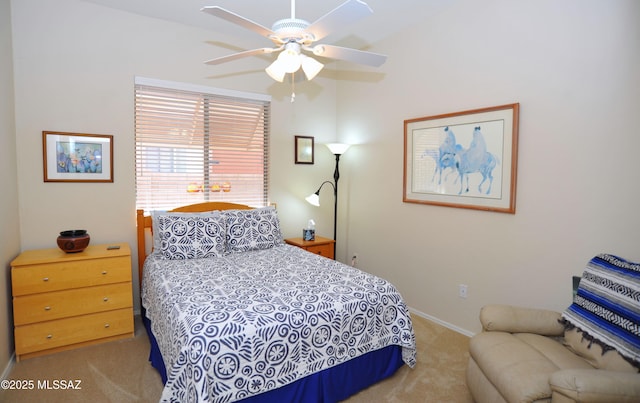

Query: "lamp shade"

xmin=265 ymin=60 xmax=287 ymax=82
xmin=275 ymin=42 xmax=302 ymax=73
xmin=278 ymin=49 xmax=302 ymax=73
xmin=305 ymin=193 xmax=320 ymax=206
xmin=326 ymin=143 xmax=351 ymax=155
xmin=301 ymin=55 xmax=323 ymax=80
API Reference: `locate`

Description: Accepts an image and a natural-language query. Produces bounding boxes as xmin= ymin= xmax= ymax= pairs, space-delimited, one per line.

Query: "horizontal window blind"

xmin=135 ymin=81 xmax=270 ymax=212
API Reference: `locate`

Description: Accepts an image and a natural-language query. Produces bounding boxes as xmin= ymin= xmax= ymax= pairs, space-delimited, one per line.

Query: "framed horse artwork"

xmin=403 ymin=103 xmax=519 ymax=213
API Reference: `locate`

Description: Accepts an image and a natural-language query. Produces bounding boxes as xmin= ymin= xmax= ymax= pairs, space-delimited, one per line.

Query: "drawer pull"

xmin=101 ymin=271 xmax=107 ymax=275
xmin=103 ymin=297 xmax=109 ymax=302
xmin=43 ymin=277 xmax=49 ymax=282
xmin=44 ymin=306 xmax=51 ymax=311
xmin=46 ymin=334 xmax=52 ymax=339
xmin=104 ymin=323 xmax=110 ymax=328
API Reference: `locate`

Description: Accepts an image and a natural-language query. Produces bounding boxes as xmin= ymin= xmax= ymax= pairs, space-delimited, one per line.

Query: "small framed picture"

xmin=295 ymin=135 xmax=314 ymax=164
xmin=43 ymin=131 xmax=114 ymax=182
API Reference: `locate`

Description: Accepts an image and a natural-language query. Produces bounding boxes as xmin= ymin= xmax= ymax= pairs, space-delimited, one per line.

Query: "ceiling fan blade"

xmin=313 ymin=44 xmax=387 ymax=67
xmin=205 ymin=48 xmax=278 ymax=65
xmin=201 ymin=6 xmax=274 ymax=39
xmin=306 ymin=0 xmax=373 ymax=42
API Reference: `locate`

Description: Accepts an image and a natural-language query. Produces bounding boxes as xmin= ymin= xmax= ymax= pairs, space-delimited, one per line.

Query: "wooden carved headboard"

xmin=135 ymin=202 xmax=253 ymax=287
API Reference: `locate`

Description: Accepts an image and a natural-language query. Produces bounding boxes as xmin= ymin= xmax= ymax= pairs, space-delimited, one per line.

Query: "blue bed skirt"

xmin=143 ymin=313 xmax=404 ymax=402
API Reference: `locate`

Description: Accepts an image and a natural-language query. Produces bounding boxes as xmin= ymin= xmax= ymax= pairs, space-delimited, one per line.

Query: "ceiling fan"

xmin=201 ymin=0 xmax=387 ymax=82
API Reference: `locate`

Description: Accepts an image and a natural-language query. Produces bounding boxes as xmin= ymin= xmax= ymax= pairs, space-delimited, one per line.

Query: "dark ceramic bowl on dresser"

xmin=57 ymin=230 xmax=91 ymax=253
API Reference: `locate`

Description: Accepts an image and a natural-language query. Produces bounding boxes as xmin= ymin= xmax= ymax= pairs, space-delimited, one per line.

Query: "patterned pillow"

xmin=156 ymin=212 xmax=226 ymax=260
xmin=150 ymin=210 xmax=167 ymax=252
xmin=223 ymin=207 xmax=284 ymax=253
xmin=151 ymin=210 xmax=219 ymax=252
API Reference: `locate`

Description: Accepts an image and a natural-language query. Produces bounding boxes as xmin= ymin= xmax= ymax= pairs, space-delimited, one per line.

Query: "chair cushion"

xmin=514 ymin=333 xmax=593 ymax=371
xmin=480 ymin=304 xmax=564 ymax=336
xmin=550 ymin=369 xmax=640 ymax=403
xmin=563 ymin=328 xmax=638 ymax=372
xmin=466 ymin=357 xmax=508 ymax=403
xmin=469 ymin=331 xmax=591 ymax=403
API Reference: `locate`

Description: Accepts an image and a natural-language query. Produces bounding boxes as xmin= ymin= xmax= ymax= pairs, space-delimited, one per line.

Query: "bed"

xmin=136 ymin=202 xmax=416 ymax=402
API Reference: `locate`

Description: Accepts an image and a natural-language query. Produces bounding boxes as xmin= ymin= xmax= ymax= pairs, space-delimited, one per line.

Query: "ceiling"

xmin=82 ymin=0 xmax=457 ymax=50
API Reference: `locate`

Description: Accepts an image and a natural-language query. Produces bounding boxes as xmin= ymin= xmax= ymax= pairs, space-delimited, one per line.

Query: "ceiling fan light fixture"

xmin=265 ymin=60 xmax=286 ymax=82
xmin=203 ymin=1 xmax=387 ymax=84
xmin=278 ymin=42 xmax=302 ymax=73
xmin=301 ymin=55 xmax=323 ymax=80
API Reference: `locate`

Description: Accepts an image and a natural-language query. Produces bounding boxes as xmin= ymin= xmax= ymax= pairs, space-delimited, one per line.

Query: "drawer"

xmin=13 ymin=283 xmax=133 ymax=326
xmin=12 ymin=256 xmax=131 ymax=296
xmin=14 ymin=308 xmax=133 ymax=355
xmin=306 ymin=244 xmax=334 ymax=259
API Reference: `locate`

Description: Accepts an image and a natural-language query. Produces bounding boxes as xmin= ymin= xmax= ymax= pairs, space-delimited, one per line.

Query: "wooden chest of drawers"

xmin=285 ymin=236 xmax=335 ymax=260
xmin=11 ymin=243 xmax=134 ymax=361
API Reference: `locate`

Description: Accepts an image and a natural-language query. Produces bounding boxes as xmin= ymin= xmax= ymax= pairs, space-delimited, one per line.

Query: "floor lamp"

xmin=305 ymin=143 xmax=350 ymax=258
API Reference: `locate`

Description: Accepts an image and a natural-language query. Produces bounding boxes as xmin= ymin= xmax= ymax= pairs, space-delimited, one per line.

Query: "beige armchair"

xmin=466 ymin=304 xmax=640 ymax=403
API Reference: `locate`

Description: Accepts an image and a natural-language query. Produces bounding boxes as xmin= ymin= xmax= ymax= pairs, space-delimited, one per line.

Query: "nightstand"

xmin=285 ymin=236 xmax=335 ymax=260
xmin=11 ymin=243 xmax=134 ymax=361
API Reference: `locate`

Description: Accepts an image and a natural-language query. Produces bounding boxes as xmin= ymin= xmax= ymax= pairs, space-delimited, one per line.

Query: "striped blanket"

xmin=561 ymin=254 xmax=640 ymax=368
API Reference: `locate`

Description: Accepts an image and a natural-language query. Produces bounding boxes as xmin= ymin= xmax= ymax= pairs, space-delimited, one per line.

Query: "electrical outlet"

xmin=459 ymin=284 xmax=468 ymax=299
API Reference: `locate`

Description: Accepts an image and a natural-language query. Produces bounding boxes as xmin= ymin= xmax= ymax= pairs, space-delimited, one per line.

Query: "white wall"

xmin=337 ymin=0 xmax=640 ymax=333
xmin=10 ymin=0 xmax=338 ymax=309
xmin=1 ymin=0 xmax=21 ymax=377
xmin=7 ymin=0 xmax=640 ymax=356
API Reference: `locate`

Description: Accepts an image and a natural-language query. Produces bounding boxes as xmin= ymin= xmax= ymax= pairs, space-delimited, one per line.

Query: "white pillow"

xmin=223 ymin=206 xmax=284 ymax=253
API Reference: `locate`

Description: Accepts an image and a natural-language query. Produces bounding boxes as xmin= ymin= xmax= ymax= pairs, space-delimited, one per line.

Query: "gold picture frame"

xmin=43 ymin=131 xmax=114 ymax=182
xmin=403 ymin=104 xmax=519 ymax=213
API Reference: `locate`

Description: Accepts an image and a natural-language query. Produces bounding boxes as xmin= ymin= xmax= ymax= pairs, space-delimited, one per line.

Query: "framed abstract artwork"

xmin=403 ymin=103 xmax=519 ymax=213
xmin=43 ymin=131 xmax=114 ymax=182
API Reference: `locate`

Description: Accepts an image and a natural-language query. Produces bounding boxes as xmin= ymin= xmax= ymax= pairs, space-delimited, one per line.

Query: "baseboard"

xmin=409 ymin=307 xmax=475 ymax=338
xmin=1 ymin=352 xmax=15 ymax=381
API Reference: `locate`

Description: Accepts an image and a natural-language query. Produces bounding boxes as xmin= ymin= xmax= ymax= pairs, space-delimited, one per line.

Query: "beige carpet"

xmin=0 ymin=314 xmax=473 ymax=402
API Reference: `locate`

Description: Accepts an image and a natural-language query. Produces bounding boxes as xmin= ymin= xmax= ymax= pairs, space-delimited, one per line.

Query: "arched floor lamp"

xmin=305 ymin=143 xmax=350 ymax=258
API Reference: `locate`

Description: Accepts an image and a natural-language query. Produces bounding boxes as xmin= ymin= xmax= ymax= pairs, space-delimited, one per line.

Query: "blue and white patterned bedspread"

xmin=142 ymin=244 xmax=416 ymax=403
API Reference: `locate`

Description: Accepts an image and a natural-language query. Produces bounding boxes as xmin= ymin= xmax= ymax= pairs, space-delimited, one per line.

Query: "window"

xmin=134 ymin=78 xmax=271 ymax=212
